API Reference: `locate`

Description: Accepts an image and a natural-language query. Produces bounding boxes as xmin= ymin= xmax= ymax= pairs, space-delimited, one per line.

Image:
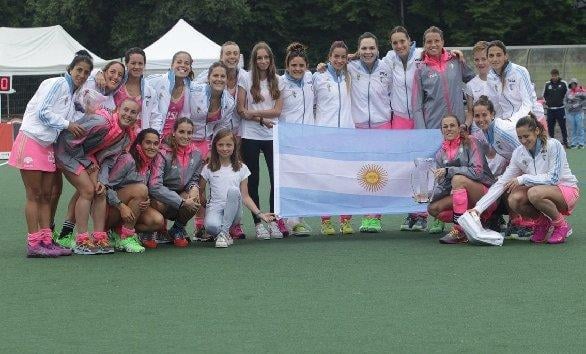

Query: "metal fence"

xmin=2 ymin=45 xmax=585 ymax=121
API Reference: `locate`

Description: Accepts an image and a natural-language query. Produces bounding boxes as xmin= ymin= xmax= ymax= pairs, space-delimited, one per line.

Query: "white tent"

xmin=144 ymin=19 xmax=222 ymax=73
xmin=0 ymin=25 xmax=106 ymax=76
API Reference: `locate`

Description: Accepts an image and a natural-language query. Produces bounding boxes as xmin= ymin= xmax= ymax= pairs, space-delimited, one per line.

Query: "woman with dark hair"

xmin=486 ymin=40 xmax=545 ymax=125
xmin=473 ymin=114 xmax=579 ymax=244
xmin=105 ymin=128 xmax=164 ymax=252
xmin=8 ymin=51 xmax=91 ymax=257
xmin=146 ymin=51 xmax=194 ymax=138
xmin=427 ymin=115 xmax=495 ymax=244
xmin=149 ymin=117 xmax=204 ymax=247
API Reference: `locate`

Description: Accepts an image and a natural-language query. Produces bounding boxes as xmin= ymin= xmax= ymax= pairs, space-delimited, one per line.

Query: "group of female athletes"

xmin=9 ymin=24 xmax=580 ymax=257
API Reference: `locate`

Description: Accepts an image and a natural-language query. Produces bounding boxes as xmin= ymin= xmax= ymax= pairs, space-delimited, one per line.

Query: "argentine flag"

xmin=274 ymin=123 xmax=443 ymax=217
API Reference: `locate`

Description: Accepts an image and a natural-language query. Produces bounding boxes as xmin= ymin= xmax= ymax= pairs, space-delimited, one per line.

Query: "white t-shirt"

xmin=238 ymin=71 xmax=284 ymax=140
xmin=201 ymin=163 xmax=251 ymax=210
xmin=465 ymin=75 xmax=488 ymax=103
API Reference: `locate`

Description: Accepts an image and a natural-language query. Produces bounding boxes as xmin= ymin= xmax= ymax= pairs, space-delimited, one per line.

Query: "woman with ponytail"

xmin=472 ymin=114 xmax=579 ymax=244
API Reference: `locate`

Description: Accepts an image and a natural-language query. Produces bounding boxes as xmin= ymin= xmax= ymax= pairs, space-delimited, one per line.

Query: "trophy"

xmin=410 ymin=157 xmax=436 ymax=203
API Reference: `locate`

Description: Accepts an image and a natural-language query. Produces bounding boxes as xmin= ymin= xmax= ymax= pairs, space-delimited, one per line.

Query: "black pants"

xmin=547 ymin=108 xmax=568 ymax=146
xmin=240 ymin=138 xmax=274 ymax=224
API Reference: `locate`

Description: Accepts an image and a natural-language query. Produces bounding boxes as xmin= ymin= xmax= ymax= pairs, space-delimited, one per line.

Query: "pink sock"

xmin=451 ymin=188 xmax=468 ymax=224
xmin=195 ymin=217 xmax=204 ymax=229
xmin=120 ymin=226 xmax=135 ymax=239
xmin=321 ymin=216 xmax=331 ymax=221
xmin=340 ymin=215 xmax=352 ymax=222
xmin=512 ymin=215 xmax=534 ymax=227
xmin=27 ymin=230 xmax=44 ymax=246
xmin=437 ymin=210 xmax=453 ymax=223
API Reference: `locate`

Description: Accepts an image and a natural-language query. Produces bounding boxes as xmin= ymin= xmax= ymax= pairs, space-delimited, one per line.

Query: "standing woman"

xmin=237 ymin=41 xmax=284 ymax=240
xmin=412 ymin=26 xmax=476 ymax=130
xmin=78 ymin=60 xmax=125 ymax=115
xmin=149 ymin=118 xmax=204 ymax=247
xmin=55 ymin=98 xmax=140 ymax=255
xmin=147 ymin=51 xmax=193 ymax=137
xmin=348 ymin=32 xmax=393 ymax=233
xmin=312 ymin=41 xmax=355 ymax=235
xmin=473 ymin=114 xmax=579 ymax=244
xmin=427 ymin=115 xmax=495 ymax=244
xmin=105 ymin=128 xmax=164 ymax=252
xmin=9 ymin=51 xmax=90 ymax=257
xmin=278 ymin=42 xmax=315 ymax=236
xmin=189 ymin=61 xmax=236 ymax=238
xmin=486 ymin=40 xmax=545 ymax=125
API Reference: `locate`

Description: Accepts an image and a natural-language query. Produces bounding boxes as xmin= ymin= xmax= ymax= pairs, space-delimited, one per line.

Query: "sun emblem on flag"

xmin=357 ymin=164 xmax=388 ymax=193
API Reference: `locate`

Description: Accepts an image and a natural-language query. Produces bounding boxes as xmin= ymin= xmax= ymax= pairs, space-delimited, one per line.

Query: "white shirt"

xmin=465 ymin=75 xmax=489 ymax=103
xmin=238 ymin=71 xmax=284 ymax=140
xmin=279 ymin=71 xmax=314 ymax=125
xmin=312 ymin=66 xmax=354 ymax=128
xmin=202 ymin=163 xmax=251 ymax=210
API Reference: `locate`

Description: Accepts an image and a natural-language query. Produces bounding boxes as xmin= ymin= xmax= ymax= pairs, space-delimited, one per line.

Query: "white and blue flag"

xmin=274 ymin=123 xmax=443 ymax=217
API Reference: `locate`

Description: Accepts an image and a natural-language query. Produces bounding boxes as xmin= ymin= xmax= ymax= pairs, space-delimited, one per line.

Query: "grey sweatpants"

xmin=204 ymin=186 xmax=242 ymax=237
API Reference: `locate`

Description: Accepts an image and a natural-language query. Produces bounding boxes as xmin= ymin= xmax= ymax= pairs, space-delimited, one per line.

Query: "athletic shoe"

xmin=139 ymin=232 xmax=157 ymax=249
xmin=292 ymin=222 xmax=311 ymax=237
xmin=73 ymin=233 xmax=99 ymax=255
xmin=255 ymin=224 xmax=271 ymax=240
xmin=439 ymin=227 xmax=468 ymax=244
xmin=156 ymin=230 xmax=173 ymax=244
xmin=530 ymin=222 xmax=550 ymax=244
xmin=506 ymin=223 xmax=533 ymax=241
xmin=276 ymin=219 xmax=289 ymax=237
xmin=56 ymin=232 xmax=75 ymax=249
xmin=428 ymin=218 xmax=445 ymax=234
xmin=118 ymin=235 xmax=146 ymax=253
xmin=215 ymin=232 xmax=230 ymax=248
xmin=400 ymin=215 xmax=417 ymax=231
xmin=359 ymin=217 xmax=372 ymax=233
xmin=27 ymin=242 xmax=58 ymax=258
xmin=41 ymin=230 xmax=72 ymax=256
xmin=548 ymin=222 xmax=572 ymax=244
xmin=340 ymin=220 xmax=354 ymax=234
xmin=169 ymin=223 xmax=189 ymax=247
xmin=369 ymin=218 xmax=383 ymax=233
xmin=412 ymin=216 xmax=427 ymax=231
xmin=229 ymin=224 xmax=246 ymax=239
xmin=578 ymin=145 xmax=584 ymax=149
xmin=192 ymin=225 xmax=206 ymax=242
xmin=268 ymin=222 xmax=284 ymax=239
xmin=321 ymin=219 xmax=336 ymax=235
xmin=93 ymin=232 xmax=115 ymax=254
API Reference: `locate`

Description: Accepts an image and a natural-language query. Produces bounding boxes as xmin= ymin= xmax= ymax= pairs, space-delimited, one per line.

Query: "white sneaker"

xmin=255 ymin=224 xmax=271 ymax=240
xmin=227 ymin=234 xmax=234 ymax=245
xmin=268 ymin=222 xmax=284 ymax=239
xmin=215 ymin=232 xmax=229 ymax=248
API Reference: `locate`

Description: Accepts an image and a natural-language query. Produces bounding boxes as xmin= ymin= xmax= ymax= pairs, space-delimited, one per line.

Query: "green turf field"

xmin=1 ymin=151 xmax=585 ymax=353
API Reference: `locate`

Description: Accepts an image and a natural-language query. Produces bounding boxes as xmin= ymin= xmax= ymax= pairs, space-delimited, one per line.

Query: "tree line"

xmin=1 ymin=0 xmax=584 ymax=67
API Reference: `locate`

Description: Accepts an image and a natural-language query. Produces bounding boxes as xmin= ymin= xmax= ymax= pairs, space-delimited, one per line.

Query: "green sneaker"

xmin=118 ymin=235 xmax=145 ymax=253
xmin=110 ymin=231 xmax=122 ymax=250
xmin=321 ymin=220 xmax=336 ymax=235
xmin=369 ymin=218 xmax=383 ymax=233
xmin=52 ymin=230 xmax=59 ymax=242
xmin=428 ymin=218 xmax=445 ymax=234
xmin=359 ymin=217 xmax=372 ymax=232
xmin=55 ymin=232 xmax=75 ymax=249
xmin=292 ymin=222 xmax=311 ymax=237
xmin=340 ymin=220 xmax=354 ymax=234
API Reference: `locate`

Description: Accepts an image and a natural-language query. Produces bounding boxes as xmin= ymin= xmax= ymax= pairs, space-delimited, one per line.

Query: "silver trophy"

xmin=410 ymin=157 xmax=436 ymax=203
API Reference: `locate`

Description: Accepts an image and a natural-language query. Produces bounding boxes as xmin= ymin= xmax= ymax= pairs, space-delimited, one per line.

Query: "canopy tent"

xmin=144 ymin=19 xmax=222 ymax=73
xmin=0 ymin=25 xmax=106 ymax=76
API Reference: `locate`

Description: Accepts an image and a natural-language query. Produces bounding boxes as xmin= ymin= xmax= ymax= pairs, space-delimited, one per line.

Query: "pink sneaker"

xmin=40 ymin=229 xmax=72 ymax=257
xmin=548 ymin=222 xmax=572 ymax=244
xmin=276 ymin=219 xmax=289 ymax=237
xmin=229 ymin=224 xmax=246 ymax=239
xmin=27 ymin=232 xmax=60 ymax=258
xmin=530 ymin=220 xmax=551 ymax=244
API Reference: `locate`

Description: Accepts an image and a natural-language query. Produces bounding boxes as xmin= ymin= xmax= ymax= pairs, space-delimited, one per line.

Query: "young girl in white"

xmin=473 ymin=114 xmax=579 ymax=244
xmin=201 ymin=129 xmax=275 ymax=248
xmin=237 ymin=41 xmax=284 ymax=240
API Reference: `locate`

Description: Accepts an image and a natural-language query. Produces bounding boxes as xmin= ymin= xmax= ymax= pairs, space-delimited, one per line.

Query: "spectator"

xmin=542 ymin=68 xmax=569 ymax=147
